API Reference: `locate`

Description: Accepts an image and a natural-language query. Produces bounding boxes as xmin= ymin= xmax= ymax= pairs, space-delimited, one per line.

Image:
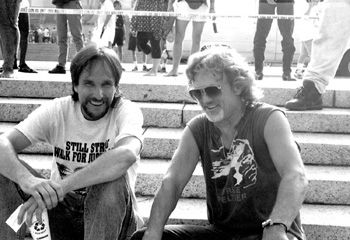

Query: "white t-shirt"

xmin=15 ymin=96 xmax=144 ymax=192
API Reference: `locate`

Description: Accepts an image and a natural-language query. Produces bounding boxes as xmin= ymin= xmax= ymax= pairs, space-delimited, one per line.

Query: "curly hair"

xmin=185 ymin=47 xmax=263 ymax=104
xmin=70 ymin=44 xmax=123 ymax=102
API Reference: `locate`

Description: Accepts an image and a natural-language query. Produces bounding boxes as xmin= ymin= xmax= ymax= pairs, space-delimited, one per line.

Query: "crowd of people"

xmin=0 ymin=0 xmax=349 ymax=239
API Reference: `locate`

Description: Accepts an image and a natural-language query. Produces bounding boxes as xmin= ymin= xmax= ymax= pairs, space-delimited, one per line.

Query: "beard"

xmin=80 ymin=98 xmax=110 ymax=120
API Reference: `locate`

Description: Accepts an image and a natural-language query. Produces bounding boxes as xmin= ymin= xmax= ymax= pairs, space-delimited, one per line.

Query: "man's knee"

xmin=87 ymin=177 xmax=130 ymax=208
xmin=0 ymin=174 xmax=23 ymax=220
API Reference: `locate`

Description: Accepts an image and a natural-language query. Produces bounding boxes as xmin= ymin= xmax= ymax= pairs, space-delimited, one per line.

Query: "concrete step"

xmin=18 ymin=154 xmax=350 ymax=205
xmin=142 ymin=128 xmax=350 ymax=166
xmin=23 ymin=197 xmax=350 ymax=240
xmin=2 ymin=97 xmax=350 ymax=133
xmin=1 ymin=74 xmax=350 ymax=107
xmin=1 ymin=124 xmax=349 ymax=166
xmin=137 ymin=197 xmax=350 ymax=240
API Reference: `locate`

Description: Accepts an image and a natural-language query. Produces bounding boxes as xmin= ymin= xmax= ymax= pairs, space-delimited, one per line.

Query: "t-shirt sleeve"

xmin=114 ymin=100 xmax=144 ymax=148
xmin=15 ymin=100 xmax=56 ymax=145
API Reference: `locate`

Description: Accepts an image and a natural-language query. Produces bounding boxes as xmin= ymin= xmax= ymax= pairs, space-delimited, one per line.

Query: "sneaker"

xmin=49 ymin=65 xmax=66 ymax=74
xmin=285 ymin=80 xmax=323 ymax=110
xmin=282 ymin=72 xmax=296 ymax=81
xmin=293 ymin=69 xmax=304 ymax=79
xmin=131 ymin=66 xmax=138 ymax=72
xmin=255 ymin=72 xmax=263 ymax=80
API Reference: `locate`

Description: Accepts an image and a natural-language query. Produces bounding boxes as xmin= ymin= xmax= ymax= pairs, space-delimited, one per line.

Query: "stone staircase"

xmin=1 ymin=63 xmax=350 ymax=239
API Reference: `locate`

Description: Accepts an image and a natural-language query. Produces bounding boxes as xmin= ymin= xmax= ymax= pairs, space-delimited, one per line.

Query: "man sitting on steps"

xmin=131 ymin=47 xmax=308 ymax=240
xmin=0 ymin=45 xmax=144 ymax=240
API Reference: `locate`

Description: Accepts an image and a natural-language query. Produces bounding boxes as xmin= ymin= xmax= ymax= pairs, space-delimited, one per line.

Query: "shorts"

xmin=174 ymin=0 xmax=209 ymax=22
xmin=128 ymin=34 xmax=142 ymax=51
xmin=112 ymin=28 xmax=125 ymax=47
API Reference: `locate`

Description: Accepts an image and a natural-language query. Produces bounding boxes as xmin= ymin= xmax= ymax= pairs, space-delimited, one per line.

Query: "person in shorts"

xmin=166 ymin=0 xmax=216 ymax=76
xmin=128 ymin=31 xmax=149 ymax=72
xmin=112 ymin=0 xmax=126 ymax=63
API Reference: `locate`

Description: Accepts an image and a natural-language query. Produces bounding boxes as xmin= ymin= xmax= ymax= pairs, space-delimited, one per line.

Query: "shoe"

xmin=285 ymin=80 xmax=323 ymax=110
xmin=142 ymin=65 xmax=150 ymax=72
xmin=13 ymin=62 xmax=18 ymax=70
xmin=293 ymin=69 xmax=304 ymax=79
xmin=158 ymin=67 xmax=166 ymax=73
xmin=282 ymin=72 xmax=296 ymax=81
xmin=49 ymin=65 xmax=66 ymax=74
xmin=131 ymin=66 xmax=138 ymax=72
xmin=19 ymin=64 xmax=38 ymax=73
xmin=255 ymin=72 xmax=263 ymax=80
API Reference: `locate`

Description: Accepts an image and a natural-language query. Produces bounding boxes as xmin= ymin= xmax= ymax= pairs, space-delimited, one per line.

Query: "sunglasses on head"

xmin=188 ymin=85 xmax=222 ymax=101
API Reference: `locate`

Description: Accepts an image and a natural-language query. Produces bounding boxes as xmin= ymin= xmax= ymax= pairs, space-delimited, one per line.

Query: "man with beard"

xmin=131 ymin=47 xmax=307 ymax=240
xmin=0 ymin=44 xmax=144 ymax=240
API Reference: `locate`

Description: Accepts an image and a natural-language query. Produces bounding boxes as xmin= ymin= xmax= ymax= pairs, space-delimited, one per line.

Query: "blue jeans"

xmin=56 ymin=0 xmax=84 ymax=67
xmin=253 ymin=2 xmax=295 ymax=74
xmin=0 ymin=160 xmax=137 ymax=240
xmin=131 ymin=225 xmax=262 ymax=240
xmin=0 ymin=0 xmax=21 ymax=73
xmin=303 ymin=0 xmax=350 ymax=94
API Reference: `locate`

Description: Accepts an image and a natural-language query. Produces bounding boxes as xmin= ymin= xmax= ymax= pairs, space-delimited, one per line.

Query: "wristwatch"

xmin=262 ymin=219 xmax=288 ymax=232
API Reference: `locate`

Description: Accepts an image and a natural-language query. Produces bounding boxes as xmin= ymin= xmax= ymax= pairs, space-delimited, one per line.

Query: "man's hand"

xmin=18 ymin=197 xmax=40 ymax=226
xmin=262 ymin=225 xmax=289 ymax=240
xmin=19 ymin=176 xmax=64 ymax=211
xmin=266 ymin=0 xmax=277 ymax=4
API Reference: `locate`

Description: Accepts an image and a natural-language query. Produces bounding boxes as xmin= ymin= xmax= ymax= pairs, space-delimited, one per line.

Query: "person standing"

xmin=253 ymin=0 xmax=296 ymax=81
xmin=131 ymin=0 xmax=168 ymax=76
xmin=285 ymin=0 xmax=350 ymax=111
xmin=15 ymin=0 xmax=38 ymax=73
xmin=49 ymin=0 xmax=84 ymax=74
xmin=112 ymin=0 xmax=126 ymax=63
xmin=93 ymin=0 xmax=116 ymax=48
xmin=293 ymin=1 xmax=320 ymax=79
xmin=0 ymin=0 xmax=21 ymax=78
xmin=166 ymin=0 xmax=216 ymax=77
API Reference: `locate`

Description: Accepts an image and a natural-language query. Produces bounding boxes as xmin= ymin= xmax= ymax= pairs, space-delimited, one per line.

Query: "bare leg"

xmin=144 ymin=58 xmax=160 ymax=76
xmin=118 ymin=46 xmax=123 ymax=62
xmin=191 ymin=21 xmax=205 ymax=54
xmin=166 ymin=19 xmax=189 ymax=76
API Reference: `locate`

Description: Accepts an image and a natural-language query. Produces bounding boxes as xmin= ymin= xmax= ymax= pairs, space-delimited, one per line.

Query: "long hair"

xmin=70 ymin=44 xmax=123 ymax=105
xmin=186 ymin=47 xmax=263 ymax=105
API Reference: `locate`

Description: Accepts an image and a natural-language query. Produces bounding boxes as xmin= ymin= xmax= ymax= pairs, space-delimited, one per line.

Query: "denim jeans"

xmin=131 ymin=225 xmax=262 ymax=240
xmin=0 ymin=0 xmax=21 ymax=73
xmin=253 ymin=2 xmax=295 ymax=74
xmin=303 ymin=0 xmax=350 ymax=94
xmin=56 ymin=0 xmax=84 ymax=67
xmin=0 ymin=160 xmax=137 ymax=240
